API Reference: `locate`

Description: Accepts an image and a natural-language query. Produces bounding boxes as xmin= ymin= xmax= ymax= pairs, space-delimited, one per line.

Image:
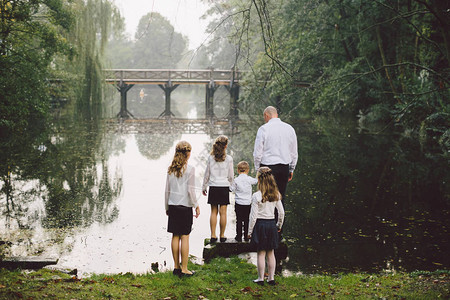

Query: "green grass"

xmin=0 ymin=257 xmax=448 ymax=299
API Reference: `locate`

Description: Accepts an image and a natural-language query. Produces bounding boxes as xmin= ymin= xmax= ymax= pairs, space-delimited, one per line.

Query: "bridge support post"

xmin=116 ymin=82 xmax=135 ymax=119
xmin=205 ymin=81 xmax=218 ymax=119
xmin=225 ymin=84 xmax=240 ymax=121
xmin=158 ymin=82 xmax=179 ymax=118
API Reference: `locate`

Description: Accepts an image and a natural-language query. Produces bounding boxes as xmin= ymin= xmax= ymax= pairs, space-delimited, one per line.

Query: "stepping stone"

xmin=203 ymin=238 xmax=287 ymax=262
xmin=0 ymin=257 xmax=59 ymax=270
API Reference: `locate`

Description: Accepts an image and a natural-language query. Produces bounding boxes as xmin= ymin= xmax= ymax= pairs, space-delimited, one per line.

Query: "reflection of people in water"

xmin=202 ymin=135 xmax=234 ymax=243
xmin=165 ymin=141 xmax=200 ymax=277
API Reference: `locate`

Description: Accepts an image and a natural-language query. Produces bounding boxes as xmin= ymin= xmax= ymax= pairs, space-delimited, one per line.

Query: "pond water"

xmin=0 ymin=116 xmax=448 ymax=276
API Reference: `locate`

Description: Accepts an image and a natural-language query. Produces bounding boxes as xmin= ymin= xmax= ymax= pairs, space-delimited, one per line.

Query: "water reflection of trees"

xmin=282 ymin=116 xmax=449 ymax=273
xmin=0 ymin=118 xmax=123 ymax=255
xmin=135 ymin=132 xmax=181 ymax=160
xmin=210 ymin=114 xmax=448 ymax=273
xmin=38 ymin=121 xmax=122 ymax=229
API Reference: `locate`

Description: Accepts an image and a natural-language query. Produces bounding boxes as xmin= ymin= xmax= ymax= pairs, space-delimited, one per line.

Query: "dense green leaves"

xmin=0 ymin=0 xmax=73 ymax=137
xmin=204 ymin=0 xmax=449 ymax=151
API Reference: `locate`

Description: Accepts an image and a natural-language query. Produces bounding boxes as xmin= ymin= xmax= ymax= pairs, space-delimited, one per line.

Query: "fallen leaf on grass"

xmin=290 ymin=294 xmax=298 ymax=298
xmin=131 ymin=284 xmax=142 ymax=288
xmin=0 ymin=285 xmax=5 ymax=288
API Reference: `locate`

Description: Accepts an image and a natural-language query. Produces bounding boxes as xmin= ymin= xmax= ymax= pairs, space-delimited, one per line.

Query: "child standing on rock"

xmin=202 ymin=135 xmax=234 ymax=243
xmin=230 ymin=161 xmax=258 ymax=242
xmin=248 ymin=167 xmax=285 ymax=286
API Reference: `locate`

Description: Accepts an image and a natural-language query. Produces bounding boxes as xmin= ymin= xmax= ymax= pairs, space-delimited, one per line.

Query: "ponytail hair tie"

xmin=258 ymin=167 xmax=273 ymax=177
xmin=176 ymin=148 xmax=190 ymax=154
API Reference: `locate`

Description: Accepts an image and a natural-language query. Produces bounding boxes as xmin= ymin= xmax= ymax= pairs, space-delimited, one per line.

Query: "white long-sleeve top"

xmin=253 ymin=118 xmax=298 ymax=173
xmin=248 ymin=191 xmax=285 ymax=236
xmin=202 ymin=155 xmax=234 ymax=191
xmin=230 ymin=173 xmax=258 ymax=205
xmin=165 ymin=164 xmax=198 ymax=211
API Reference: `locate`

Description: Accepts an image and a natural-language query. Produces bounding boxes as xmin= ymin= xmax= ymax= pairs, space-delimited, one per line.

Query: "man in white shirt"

xmin=253 ymin=106 xmax=298 ymax=202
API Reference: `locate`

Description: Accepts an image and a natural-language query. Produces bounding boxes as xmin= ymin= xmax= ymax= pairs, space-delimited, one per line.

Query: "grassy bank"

xmin=0 ymin=257 xmax=448 ymax=299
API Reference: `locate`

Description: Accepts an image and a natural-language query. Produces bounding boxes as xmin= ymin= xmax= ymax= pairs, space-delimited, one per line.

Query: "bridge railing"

xmin=104 ymin=69 xmax=242 ymax=85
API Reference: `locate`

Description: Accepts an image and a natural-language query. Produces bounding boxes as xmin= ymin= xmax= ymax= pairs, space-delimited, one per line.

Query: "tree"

xmin=0 ymin=0 xmax=74 ymax=137
xmin=211 ymin=0 xmax=448 ymax=150
xmin=132 ymin=12 xmax=187 ymax=68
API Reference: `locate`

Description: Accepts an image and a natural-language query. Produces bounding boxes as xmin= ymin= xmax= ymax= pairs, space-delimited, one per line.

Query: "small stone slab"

xmin=44 ymin=265 xmax=78 ymax=275
xmin=0 ymin=257 xmax=59 ymax=270
xmin=203 ymin=239 xmax=287 ymax=262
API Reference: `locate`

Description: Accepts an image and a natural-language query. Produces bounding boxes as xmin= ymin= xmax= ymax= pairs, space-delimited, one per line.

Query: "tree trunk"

xmin=376 ymin=26 xmax=399 ymax=102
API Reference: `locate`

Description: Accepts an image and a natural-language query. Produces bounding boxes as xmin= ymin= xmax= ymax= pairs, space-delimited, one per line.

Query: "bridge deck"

xmin=105 ymin=69 xmax=242 ymax=85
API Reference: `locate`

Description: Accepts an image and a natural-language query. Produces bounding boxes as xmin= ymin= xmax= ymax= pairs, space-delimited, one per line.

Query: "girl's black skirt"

xmin=207 ymin=186 xmax=230 ymax=205
xmin=167 ymin=205 xmax=193 ymax=235
xmin=251 ymin=219 xmax=279 ymax=251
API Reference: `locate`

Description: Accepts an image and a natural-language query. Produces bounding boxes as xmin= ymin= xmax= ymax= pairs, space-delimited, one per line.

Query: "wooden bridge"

xmin=105 ymin=69 xmax=242 ymax=119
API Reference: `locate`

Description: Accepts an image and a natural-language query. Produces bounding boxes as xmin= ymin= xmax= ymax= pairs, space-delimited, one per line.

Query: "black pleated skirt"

xmin=207 ymin=186 xmax=230 ymax=205
xmin=167 ymin=205 xmax=193 ymax=235
xmin=251 ymin=219 xmax=279 ymax=251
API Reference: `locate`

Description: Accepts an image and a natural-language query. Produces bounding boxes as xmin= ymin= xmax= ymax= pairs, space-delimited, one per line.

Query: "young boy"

xmin=230 ymin=161 xmax=258 ymax=242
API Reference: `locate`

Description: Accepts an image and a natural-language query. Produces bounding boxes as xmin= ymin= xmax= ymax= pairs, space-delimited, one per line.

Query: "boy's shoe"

xmin=235 ymin=236 xmax=242 ymax=242
xmin=253 ymin=279 xmax=264 ymax=286
xmin=244 ymin=237 xmax=250 ymax=242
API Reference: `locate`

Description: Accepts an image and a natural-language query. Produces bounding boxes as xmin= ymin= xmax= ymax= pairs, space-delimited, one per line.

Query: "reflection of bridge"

xmin=105 ymin=69 xmax=242 ymax=119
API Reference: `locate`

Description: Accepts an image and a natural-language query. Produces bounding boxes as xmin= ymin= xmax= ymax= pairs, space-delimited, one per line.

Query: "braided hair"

xmin=257 ymin=167 xmax=280 ymax=203
xmin=168 ymin=141 xmax=192 ymax=178
xmin=210 ymin=135 xmax=228 ymax=162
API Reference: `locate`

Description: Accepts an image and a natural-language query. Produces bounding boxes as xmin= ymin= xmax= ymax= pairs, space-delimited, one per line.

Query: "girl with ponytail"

xmin=248 ymin=167 xmax=285 ymax=286
xmin=202 ymin=135 xmax=234 ymax=243
xmin=165 ymin=141 xmax=200 ymax=277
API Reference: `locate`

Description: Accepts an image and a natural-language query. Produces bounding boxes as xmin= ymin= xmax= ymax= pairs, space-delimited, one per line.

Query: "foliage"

xmin=0 ymin=1 xmax=123 ymax=252
xmin=133 ymin=12 xmax=187 ymax=69
xmin=206 ymin=0 xmax=449 ymax=152
xmin=61 ymin=0 xmax=121 ymax=120
xmin=0 ymin=0 xmax=74 ymax=137
xmin=106 ymin=12 xmax=188 ymax=69
xmin=0 ymin=258 xmax=448 ymax=299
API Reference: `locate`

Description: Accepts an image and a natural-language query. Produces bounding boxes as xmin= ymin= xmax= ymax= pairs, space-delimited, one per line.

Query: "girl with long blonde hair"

xmin=248 ymin=167 xmax=285 ymax=286
xmin=202 ymin=135 xmax=234 ymax=243
xmin=165 ymin=141 xmax=200 ymax=277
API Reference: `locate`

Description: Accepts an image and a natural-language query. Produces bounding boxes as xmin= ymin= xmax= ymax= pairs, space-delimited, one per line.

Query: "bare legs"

xmin=219 ymin=205 xmax=227 ymax=238
xmin=210 ymin=204 xmax=228 ymax=238
xmin=171 ymin=234 xmax=193 ymax=274
xmin=256 ymin=249 xmax=276 ymax=281
xmin=210 ymin=205 xmax=218 ymax=238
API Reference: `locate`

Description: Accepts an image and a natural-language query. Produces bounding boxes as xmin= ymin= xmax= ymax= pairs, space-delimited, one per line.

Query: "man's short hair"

xmin=264 ymin=106 xmax=278 ymax=118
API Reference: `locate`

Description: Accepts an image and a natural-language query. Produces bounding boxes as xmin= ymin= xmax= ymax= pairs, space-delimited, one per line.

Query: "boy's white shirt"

xmin=230 ymin=173 xmax=258 ymax=205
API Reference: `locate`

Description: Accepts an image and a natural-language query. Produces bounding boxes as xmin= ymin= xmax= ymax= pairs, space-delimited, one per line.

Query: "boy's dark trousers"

xmin=235 ymin=204 xmax=251 ymax=241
